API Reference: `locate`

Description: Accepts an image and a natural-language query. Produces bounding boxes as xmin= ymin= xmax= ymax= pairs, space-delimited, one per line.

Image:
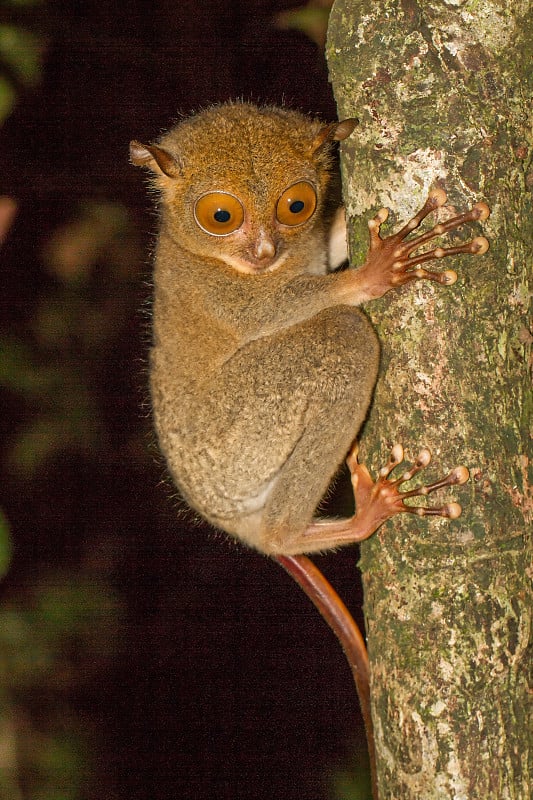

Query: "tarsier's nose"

xmin=253 ymin=229 xmax=276 ymax=261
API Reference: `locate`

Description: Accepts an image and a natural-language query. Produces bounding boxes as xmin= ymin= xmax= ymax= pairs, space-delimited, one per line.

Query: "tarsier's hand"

xmin=356 ymin=189 xmax=490 ymax=301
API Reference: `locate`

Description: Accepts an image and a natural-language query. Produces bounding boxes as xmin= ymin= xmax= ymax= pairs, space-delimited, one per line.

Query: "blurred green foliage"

xmin=1 ymin=0 xmax=40 ymax=560
xmin=0 ymin=0 xmax=46 ymax=123
xmin=0 ymin=6 xmax=143 ymax=791
xmin=0 ymin=0 xmax=47 ymax=582
xmin=0 ymin=195 xmax=142 ymax=800
xmin=0 ymin=574 xmax=122 ymax=799
xmin=274 ymin=0 xmax=334 ymax=50
xmin=0 ymin=508 xmax=12 ymax=579
xmin=332 ymin=749 xmax=372 ymax=800
xmin=1 ymin=199 xmax=142 ymax=476
xmin=0 ymin=181 xmax=144 ymax=797
xmin=0 ymin=187 xmax=143 ymax=796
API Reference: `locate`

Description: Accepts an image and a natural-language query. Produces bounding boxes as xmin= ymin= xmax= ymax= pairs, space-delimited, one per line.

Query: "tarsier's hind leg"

xmin=274 ymin=443 xmax=469 ymax=555
xmin=204 ymin=306 xmax=380 ymax=549
xmin=256 ymin=409 xmax=363 ymax=553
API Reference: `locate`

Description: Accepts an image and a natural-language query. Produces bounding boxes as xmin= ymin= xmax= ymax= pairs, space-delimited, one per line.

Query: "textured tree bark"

xmin=327 ymin=1 xmax=532 ymax=798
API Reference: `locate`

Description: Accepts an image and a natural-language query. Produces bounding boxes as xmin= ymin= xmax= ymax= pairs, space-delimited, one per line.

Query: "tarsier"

xmin=131 ymin=102 xmax=489 ymax=797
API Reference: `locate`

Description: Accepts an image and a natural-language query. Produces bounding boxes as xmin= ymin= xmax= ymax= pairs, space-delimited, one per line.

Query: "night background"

xmin=0 ymin=1 xmax=370 ymax=798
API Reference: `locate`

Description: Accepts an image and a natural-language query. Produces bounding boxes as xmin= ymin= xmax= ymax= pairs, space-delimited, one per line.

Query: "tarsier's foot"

xmin=297 ymin=443 xmax=469 ymax=553
xmin=361 ymin=189 xmax=490 ymax=299
xmin=346 ymin=443 xmax=470 ymax=540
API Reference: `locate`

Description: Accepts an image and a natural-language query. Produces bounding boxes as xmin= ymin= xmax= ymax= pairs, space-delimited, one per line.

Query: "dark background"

xmin=0 ymin=2 xmax=368 ymax=798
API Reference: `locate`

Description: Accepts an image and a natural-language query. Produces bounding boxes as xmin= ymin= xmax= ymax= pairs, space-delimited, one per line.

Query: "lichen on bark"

xmin=327 ymin=1 xmax=532 ymax=797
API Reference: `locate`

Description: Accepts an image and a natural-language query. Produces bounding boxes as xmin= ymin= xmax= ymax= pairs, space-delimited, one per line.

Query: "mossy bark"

xmin=327 ymin=1 xmax=532 ymax=797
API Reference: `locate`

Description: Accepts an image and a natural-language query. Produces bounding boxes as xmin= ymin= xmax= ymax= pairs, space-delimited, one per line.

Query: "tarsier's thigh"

xmin=192 ymin=306 xmax=378 ymax=513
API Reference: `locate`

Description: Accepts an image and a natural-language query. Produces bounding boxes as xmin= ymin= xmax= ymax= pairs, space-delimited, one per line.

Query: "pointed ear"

xmin=129 ymin=140 xmax=181 ymax=178
xmin=311 ymin=118 xmax=358 ymax=152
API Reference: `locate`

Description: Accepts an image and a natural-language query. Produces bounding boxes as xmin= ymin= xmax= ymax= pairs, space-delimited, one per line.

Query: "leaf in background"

xmin=0 ymin=508 xmax=12 ymax=580
xmin=274 ymin=0 xmax=334 ymax=50
xmin=0 ymin=572 xmax=122 ymax=799
xmin=0 ymin=1 xmax=47 ymax=124
xmin=42 ymin=200 xmax=136 ymax=284
xmin=0 ymin=196 xmax=17 ymax=244
xmin=0 ymin=74 xmax=15 ymax=123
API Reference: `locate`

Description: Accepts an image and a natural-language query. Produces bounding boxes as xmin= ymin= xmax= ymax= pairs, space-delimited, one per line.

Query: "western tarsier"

xmin=130 ymin=101 xmax=489 ymax=795
xmin=131 ymin=101 xmax=489 ymax=554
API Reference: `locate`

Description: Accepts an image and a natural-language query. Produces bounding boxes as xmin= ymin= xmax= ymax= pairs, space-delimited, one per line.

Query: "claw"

xmin=428 ymin=187 xmax=447 ymax=207
xmin=449 ymin=466 xmax=470 ymax=485
xmin=444 ymin=502 xmax=463 ymax=519
xmin=471 ymin=236 xmax=489 ymax=254
xmin=441 ymin=270 xmax=457 ymax=285
xmin=472 ymin=202 xmax=490 ymax=221
xmin=368 ymin=207 xmax=389 ymax=235
xmin=378 ymin=443 xmax=404 ymax=479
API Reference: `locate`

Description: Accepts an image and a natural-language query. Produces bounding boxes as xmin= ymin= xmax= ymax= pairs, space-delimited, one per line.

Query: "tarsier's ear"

xmin=311 ymin=118 xmax=358 ymax=153
xmin=129 ymin=141 xmax=181 ymax=178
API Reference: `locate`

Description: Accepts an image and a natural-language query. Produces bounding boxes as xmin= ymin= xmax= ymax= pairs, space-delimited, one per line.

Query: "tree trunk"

xmin=326 ymin=1 xmax=532 ymax=798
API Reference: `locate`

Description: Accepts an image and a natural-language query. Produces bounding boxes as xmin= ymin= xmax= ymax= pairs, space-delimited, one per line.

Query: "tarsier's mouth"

xmin=222 ymin=250 xmax=288 ymax=275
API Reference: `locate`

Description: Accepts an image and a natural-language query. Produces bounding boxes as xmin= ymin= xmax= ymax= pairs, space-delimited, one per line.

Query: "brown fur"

xmin=131 ymin=102 xmax=380 ymax=554
xmin=131 ymin=102 xmax=489 ymax=553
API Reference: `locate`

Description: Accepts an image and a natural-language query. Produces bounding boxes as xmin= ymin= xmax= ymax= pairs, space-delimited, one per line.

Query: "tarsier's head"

xmin=130 ymin=102 xmax=356 ymax=275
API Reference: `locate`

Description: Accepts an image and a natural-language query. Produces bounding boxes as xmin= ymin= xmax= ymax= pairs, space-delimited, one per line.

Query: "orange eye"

xmin=194 ymin=192 xmax=244 ymax=236
xmin=276 ymin=181 xmax=317 ymax=227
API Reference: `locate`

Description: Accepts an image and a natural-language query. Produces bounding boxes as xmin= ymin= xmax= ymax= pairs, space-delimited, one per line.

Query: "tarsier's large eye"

xmin=276 ymin=181 xmax=317 ymax=227
xmin=194 ymin=192 xmax=245 ymax=236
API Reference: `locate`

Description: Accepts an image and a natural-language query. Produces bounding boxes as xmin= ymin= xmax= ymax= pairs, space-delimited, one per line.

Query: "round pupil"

xmin=214 ymin=208 xmax=231 ymax=223
xmin=289 ymin=200 xmax=305 ymax=214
